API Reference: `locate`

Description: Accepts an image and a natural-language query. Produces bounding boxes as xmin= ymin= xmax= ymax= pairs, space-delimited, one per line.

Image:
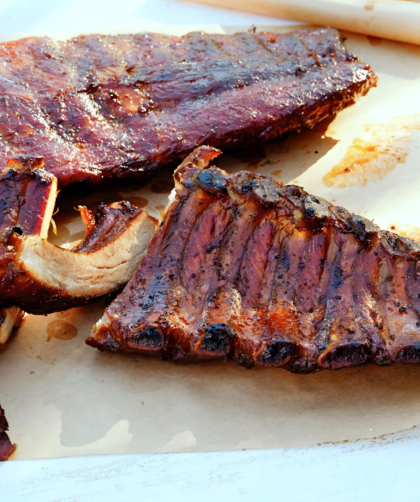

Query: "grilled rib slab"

xmin=88 ymin=146 xmax=420 ymax=373
xmin=0 ymin=28 xmax=376 ymax=187
xmin=0 ymin=159 xmax=157 ymax=316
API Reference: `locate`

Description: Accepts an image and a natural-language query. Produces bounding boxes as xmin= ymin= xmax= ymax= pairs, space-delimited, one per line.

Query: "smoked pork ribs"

xmin=0 ymin=28 xmax=376 ymax=187
xmin=0 ymin=158 xmax=157 ymax=318
xmin=88 ymin=146 xmax=420 ymax=373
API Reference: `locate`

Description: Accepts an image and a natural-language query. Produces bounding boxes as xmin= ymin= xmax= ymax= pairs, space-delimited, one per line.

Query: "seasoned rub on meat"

xmin=0 ymin=405 xmax=15 ymax=461
xmin=0 ymin=28 xmax=376 ymax=187
xmin=0 ymin=159 xmax=157 ymax=316
xmin=88 ymin=146 xmax=420 ymax=373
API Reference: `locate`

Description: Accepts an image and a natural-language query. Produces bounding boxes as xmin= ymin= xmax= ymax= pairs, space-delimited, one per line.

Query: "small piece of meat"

xmin=0 ymin=307 xmax=24 ymax=349
xmin=88 ymin=146 xmax=420 ymax=373
xmin=0 ymin=158 xmax=56 ymax=346
xmin=0 ymin=159 xmax=157 ymax=315
xmin=0 ymin=28 xmax=377 ymax=187
xmin=0 ymin=405 xmax=15 ymax=461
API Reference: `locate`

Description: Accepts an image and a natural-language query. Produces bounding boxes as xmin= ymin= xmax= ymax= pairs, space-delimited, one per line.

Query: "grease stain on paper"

xmin=323 ymin=115 xmax=420 ymax=189
xmin=47 ymin=321 xmax=78 ymax=341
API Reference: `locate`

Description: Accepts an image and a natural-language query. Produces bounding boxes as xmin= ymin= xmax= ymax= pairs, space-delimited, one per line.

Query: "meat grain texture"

xmin=89 ymin=147 xmax=420 ymax=373
xmin=0 ymin=28 xmax=376 ymax=187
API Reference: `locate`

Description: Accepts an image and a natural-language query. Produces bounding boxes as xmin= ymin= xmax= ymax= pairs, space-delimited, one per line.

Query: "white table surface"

xmin=0 ymin=1 xmax=415 ymax=500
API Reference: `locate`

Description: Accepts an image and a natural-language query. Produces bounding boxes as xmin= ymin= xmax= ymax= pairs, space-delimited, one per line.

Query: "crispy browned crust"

xmin=0 ymin=28 xmax=377 ymax=187
xmin=0 ymin=162 xmax=157 ymax=315
xmin=73 ymin=201 xmax=144 ymax=253
xmin=88 ymin=146 xmax=420 ymax=373
xmin=0 ymin=405 xmax=15 ymax=461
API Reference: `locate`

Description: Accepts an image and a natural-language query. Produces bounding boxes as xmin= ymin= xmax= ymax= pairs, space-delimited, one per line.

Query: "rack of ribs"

xmin=0 ymin=28 xmax=376 ymax=187
xmin=88 ymin=146 xmax=420 ymax=373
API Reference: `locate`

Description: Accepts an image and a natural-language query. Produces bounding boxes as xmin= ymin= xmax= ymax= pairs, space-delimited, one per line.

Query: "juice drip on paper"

xmin=323 ymin=114 xmax=420 ymax=189
xmin=47 ymin=320 xmax=78 ymax=341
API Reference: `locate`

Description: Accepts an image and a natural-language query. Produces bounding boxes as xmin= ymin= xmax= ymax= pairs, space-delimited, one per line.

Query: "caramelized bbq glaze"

xmin=89 ymin=146 xmax=420 ymax=373
xmin=0 ymin=28 xmax=376 ymax=187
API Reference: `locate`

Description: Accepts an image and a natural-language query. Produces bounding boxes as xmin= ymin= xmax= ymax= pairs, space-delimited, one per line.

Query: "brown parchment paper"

xmin=2 ymin=26 xmax=420 ymax=460
xmin=191 ymin=0 xmax=420 ymax=46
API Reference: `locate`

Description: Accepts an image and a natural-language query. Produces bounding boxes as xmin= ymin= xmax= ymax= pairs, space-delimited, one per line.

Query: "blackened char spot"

xmin=251 ymin=178 xmax=280 ymax=206
xmin=332 ymin=266 xmax=343 ymax=288
xmin=320 ymin=342 xmax=368 ymax=369
xmin=200 ymin=323 xmax=233 ymax=353
xmin=236 ymin=353 xmax=254 ymax=369
xmin=351 ymin=214 xmax=378 ymax=239
xmin=130 ymin=327 xmax=164 ymax=348
xmin=304 ymin=194 xmax=330 ymax=221
xmin=241 ymin=180 xmax=252 ymax=192
xmin=198 ymin=168 xmax=227 ymax=195
xmin=258 ymin=340 xmax=295 ymax=365
xmin=381 ymin=231 xmax=420 ymax=256
xmin=12 ymin=225 xmax=23 ymax=235
xmin=291 ymin=359 xmax=318 ymax=374
xmin=395 ymin=344 xmax=420 ymax=363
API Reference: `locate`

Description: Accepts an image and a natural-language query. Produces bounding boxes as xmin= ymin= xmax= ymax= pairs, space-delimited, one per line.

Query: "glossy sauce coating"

xmin=0 ymin=28 xmax=377 ymax=187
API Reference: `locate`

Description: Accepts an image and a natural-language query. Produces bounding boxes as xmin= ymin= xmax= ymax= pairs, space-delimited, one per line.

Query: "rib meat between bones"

xmin=88 ymin=146 xmax=420 ymax=373
xmin=0 ymin=158 xmax=157 ymax=317
xmin=0 ymin=28 xmax=376 ymax=187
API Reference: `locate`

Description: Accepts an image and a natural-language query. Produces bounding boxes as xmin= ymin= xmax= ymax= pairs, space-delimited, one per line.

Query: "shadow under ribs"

xmin=88 ymin=146 xmax=420 ymax=373
xmin=0 ymin=28 xmax=376 ymax=187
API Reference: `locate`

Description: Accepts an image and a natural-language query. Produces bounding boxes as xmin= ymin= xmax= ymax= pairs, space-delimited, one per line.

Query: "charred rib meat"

xmin=88 ymin=146 xmax=420 ymax=373
xmin=0 ymin=159 xmax=157 ymax=316
xmin=0 ymin=28 xmax=376 ymax=187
